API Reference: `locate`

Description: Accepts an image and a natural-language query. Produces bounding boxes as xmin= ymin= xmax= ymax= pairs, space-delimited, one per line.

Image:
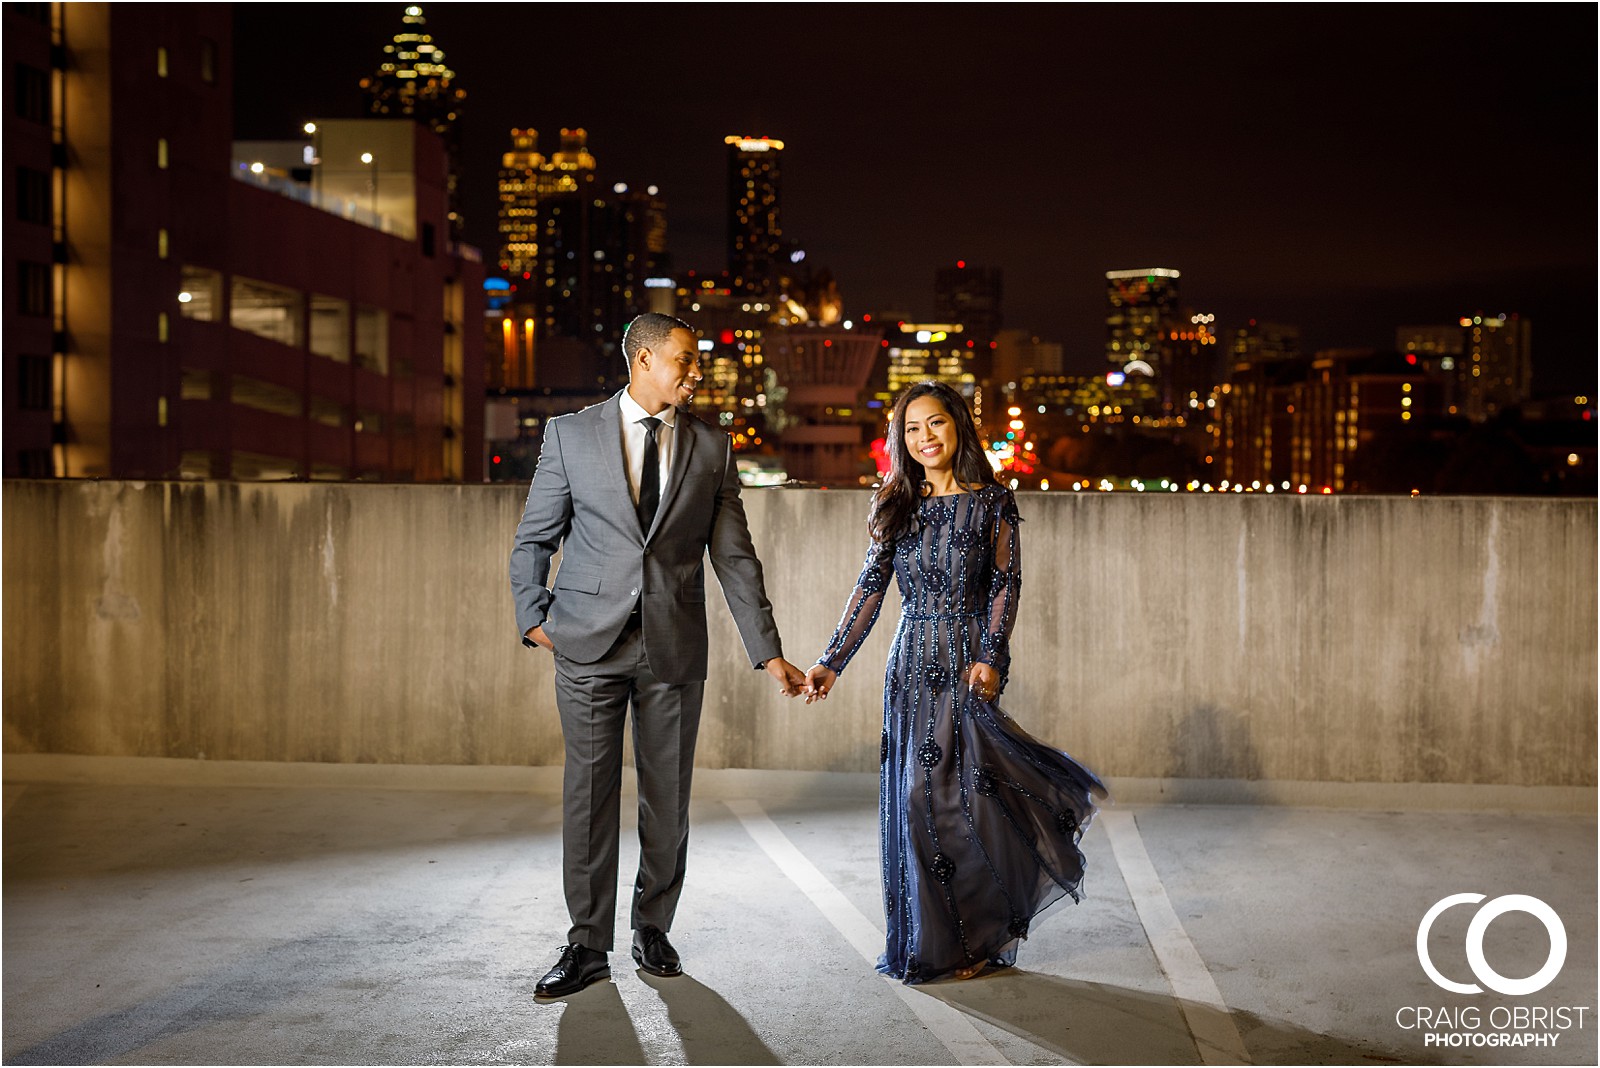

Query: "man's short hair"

xmin=622 ymin=313 xmax=694 ymax=365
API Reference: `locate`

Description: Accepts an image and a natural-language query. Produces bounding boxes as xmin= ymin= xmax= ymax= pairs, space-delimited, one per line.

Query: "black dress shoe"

xmin=631 ymin=926 xmax=682 ymax=977
xmin=535 ymin=943 xmax=610 ymax=998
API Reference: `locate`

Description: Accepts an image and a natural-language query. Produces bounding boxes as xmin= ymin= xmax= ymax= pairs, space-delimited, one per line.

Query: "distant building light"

xmin=250 ymin=161 xmax=265 ymax=174
xmin=647 ymin=185 xmax=659 ymax=195
xmin=790 ymin=250 xmax=805 ymax=263
xmin=360 ymin=152 xmax=374 ymax=164
xmin=725 ymin=136 xmax=785 ymax=152
xmin=1106 ymin=371 xmax=1126 ymax=387
xmin=303 ymin=122 xmax=317 ymax=134
xmin=177 ymin=291 xmax=192 ymax=303
xmin=644 ymin=277 xmax=673 ymax=288
xmin=697 ymin=340 xmax=715 ymax=351
xmin=613 ymin=182 xmax=627 ymax=193
xmin=1105 ymin=268 xmax=1180 ymax=280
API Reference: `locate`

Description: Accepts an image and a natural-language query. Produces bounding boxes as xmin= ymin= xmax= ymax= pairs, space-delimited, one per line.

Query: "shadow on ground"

xmin=930 ymin=968 xmax=1441 ymax=1066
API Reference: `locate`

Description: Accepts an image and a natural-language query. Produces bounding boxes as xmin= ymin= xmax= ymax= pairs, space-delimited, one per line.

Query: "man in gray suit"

xmin=511 ymin=313 xmax=807 ymax=997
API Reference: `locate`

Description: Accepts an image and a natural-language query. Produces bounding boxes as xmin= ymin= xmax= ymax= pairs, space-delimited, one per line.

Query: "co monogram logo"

xmin=1417 ymin=894 xmax=1567 ymax=996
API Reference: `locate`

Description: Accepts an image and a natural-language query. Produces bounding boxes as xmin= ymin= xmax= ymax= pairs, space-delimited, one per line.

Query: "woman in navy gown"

xmin=805 ymin=381 xmax=1107 ymax=984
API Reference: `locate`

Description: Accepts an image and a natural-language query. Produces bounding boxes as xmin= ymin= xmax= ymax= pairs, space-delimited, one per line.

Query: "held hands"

xmin=967 ymin=662 xmax=999 ymax=702
xmin=765 ymin=657 xmax=808 ymax=697
xmin=803 ymin=664 xmax=837 ymax=704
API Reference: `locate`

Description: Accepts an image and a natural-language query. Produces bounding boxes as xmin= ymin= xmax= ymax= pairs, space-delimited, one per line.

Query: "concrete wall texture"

xmin=4 ymin=480 xmax=1594 ymax=787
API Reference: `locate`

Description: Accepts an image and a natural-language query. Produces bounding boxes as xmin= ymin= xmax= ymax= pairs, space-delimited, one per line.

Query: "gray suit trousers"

xmin=554 ymin=624 xmax=705 ymax=952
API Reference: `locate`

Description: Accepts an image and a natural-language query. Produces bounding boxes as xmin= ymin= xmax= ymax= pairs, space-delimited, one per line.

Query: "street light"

xmin=360 ymin=152 xmax=376 ymax=217
xmin=303 ymin=122 xmax=321 ymax=201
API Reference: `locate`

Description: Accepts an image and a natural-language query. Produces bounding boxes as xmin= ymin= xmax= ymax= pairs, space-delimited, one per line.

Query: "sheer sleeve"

xmin=817 ymin=535 xmax=896 ymax=674
xmin=976 ymin=489 xmax=1022 ymax=686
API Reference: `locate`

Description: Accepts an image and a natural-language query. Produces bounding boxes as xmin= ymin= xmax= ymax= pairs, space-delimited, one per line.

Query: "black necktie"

xmin=637 ymin=416 xmax=661 ymax=533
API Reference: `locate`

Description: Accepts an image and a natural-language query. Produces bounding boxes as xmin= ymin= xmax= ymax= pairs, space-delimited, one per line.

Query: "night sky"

xmin=233 ymin=4 xmax=1597 ymax=394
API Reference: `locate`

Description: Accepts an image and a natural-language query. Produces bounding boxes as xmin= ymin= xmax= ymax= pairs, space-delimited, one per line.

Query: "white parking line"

xmin=1100 ymin=809 xmax=1250 ymax=1066
xmin=725 ymin=798 xmax=1011 ymax=1066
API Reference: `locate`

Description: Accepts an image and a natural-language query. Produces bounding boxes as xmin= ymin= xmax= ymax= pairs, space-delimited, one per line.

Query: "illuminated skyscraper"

xmin=544 ymin=127 xmax=597 ymax=195
xmin=1158 ymin=311 xmax=1221 ymax=420
xmin=935 ymin=262 xmax=1003 ymax=346
xmin=1396 ymin=316 xmax=1530 ymax=421
xmin=497 ymin=128 xmax=544 ymax=278
xmin=1458 ymin=313 xmax=1531 ymax=421
xmin=1105 ymin=268 xmax=1180 ymax=370
xmin=538 ymin=177 xmax=668 ymax=379
xmin=726 ymin=136 xmax=784 ymax=298
xmin=360 ymin=5 xmax=466 ymax=236
xmin=495 ymin=127 xmax=599 ymax=280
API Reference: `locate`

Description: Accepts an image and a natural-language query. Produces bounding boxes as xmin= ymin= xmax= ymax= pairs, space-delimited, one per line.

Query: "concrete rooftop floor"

xmin=2 ymin=761 xmax=1595 ymax=1067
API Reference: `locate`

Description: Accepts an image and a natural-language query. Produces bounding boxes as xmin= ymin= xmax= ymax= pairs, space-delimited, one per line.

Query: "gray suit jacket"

xmin=510 ymin=391 xmax=783 ymax=684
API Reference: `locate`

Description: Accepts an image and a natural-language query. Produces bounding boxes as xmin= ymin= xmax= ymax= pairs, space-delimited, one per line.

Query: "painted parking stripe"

xmin=726 ymin=798 xmax=1011 ymax=1066
xmin=1100 ymin=809 xmax=1250 ymax=1066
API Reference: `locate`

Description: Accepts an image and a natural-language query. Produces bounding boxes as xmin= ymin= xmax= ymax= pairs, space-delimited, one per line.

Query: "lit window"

xmin=157 ymin=47 xmax=168 ymax=77
xmin=309 ymin=295 xmax=350 ymax=362
xmin=157 ymin=138 xmax=168 ymax=169
xmin=230 ymin=276 xmax=303 ymax=347
xmin=354 ymin=305 xmax=389 ymax=374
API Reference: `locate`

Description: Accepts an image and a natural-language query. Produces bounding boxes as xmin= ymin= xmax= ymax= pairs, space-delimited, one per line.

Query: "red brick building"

xmin=3 ymin=3 xmax=483 ymax=481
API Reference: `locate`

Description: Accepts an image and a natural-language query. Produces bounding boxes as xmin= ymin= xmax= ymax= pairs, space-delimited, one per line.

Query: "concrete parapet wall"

xmin=3 ymin=480 xmax=1594 ymax=787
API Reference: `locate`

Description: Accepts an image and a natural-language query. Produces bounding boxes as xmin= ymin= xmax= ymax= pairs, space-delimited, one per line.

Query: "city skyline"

xmin=233 ymin=5 xmax=1597 ymax=393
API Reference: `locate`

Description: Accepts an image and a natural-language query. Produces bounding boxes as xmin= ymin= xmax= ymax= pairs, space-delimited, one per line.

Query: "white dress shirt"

xmin=618 ymin=389 xmax=675 ymax=507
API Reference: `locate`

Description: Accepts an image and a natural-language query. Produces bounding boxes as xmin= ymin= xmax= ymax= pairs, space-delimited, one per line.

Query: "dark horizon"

xmin=233 ymin=3 xmax=1598 ymax=395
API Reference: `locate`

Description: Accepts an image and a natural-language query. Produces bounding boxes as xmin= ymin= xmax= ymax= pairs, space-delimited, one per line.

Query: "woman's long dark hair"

xmin=869 ymin=380 xmax=999 ymax=543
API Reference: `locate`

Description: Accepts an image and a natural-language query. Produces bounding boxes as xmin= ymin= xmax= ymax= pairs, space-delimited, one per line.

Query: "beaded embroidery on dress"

xmin=818 ymin=484 xmax=1107 ymax=984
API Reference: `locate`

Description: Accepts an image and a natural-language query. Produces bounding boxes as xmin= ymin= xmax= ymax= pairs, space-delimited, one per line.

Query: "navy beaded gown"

xmin=817 ymin=484 xmax=1107 ymax=984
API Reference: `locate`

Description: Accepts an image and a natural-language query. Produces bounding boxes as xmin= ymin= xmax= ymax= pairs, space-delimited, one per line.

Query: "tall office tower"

xmin=538 ymin=177 xmax=668 ymax=384
xmin=3 ymin=5 xmax=484 ymax=481
xmin=1459 ymin=313 xmax=1531 ymax=421
xmin=497 ymin=129 xmax=545 ymax=279
xmin=935 ymin=262 xmax=1003 ymax=346
xmin=1105 ymin=268 xmax=1180 ymax=370
xmin=1158 ymin=311 xmax=1221 ymax=420
xmin=360 ymin=5 xmax=466 ymax=236
xmin=542 ymin=127 xmax=597 ymax=196
xmin=726 ymin=136 xmax=784 ymax=299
